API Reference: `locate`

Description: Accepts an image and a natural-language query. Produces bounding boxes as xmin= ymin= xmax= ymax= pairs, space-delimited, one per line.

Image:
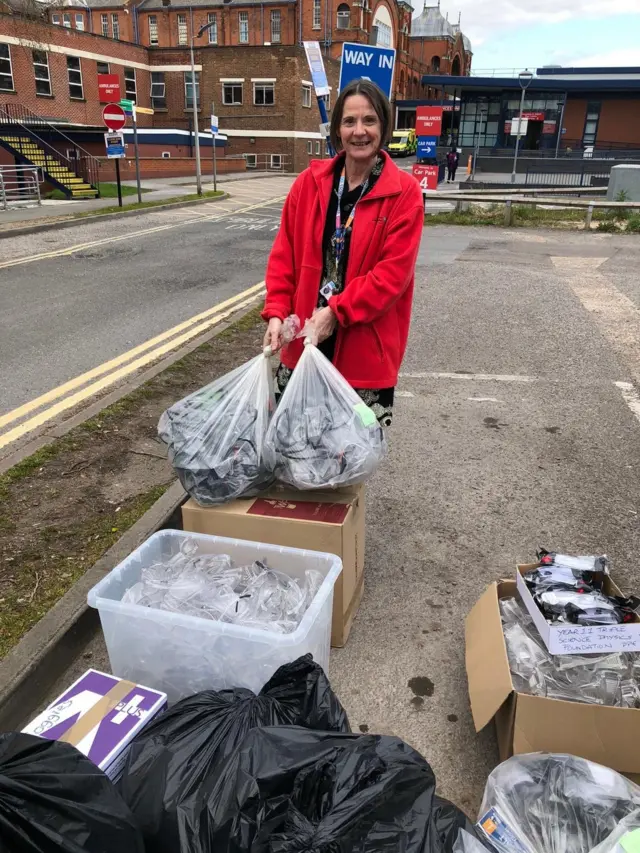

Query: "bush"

xmin=626 ymin=214 xmax=640 ymax=233
xmin=598 ymin=220 xmax=620 ymax=233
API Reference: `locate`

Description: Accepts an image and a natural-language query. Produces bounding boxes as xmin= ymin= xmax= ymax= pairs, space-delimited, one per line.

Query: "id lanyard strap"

xmin=333 ymin=166 xmax=369 ymax=266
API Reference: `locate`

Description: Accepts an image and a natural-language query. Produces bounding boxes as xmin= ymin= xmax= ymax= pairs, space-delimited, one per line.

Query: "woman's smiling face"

xmin=339 ymin=94 xmax=382 ymax=163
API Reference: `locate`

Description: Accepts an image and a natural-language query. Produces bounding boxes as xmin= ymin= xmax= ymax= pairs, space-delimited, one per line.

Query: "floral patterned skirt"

xmin=275 ymin=363 xmax=394 ymax=428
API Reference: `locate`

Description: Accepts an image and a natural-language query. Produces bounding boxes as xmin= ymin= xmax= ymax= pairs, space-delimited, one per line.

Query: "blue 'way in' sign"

xmin=343 ymin=48 xmax=393 ymax=69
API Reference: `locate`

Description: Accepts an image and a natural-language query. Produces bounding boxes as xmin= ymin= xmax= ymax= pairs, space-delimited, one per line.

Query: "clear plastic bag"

xmin=264 ymin=341 xmax=387 ymax=490
xmin=158 ymin=350 xmax=274 ymax=506
xmin=475 ymin=754 xmax=640 ymax=853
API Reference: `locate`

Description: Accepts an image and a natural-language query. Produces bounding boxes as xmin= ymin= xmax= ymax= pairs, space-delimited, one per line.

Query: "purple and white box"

xmin=22 ymin=669 xmax=167 ymax=781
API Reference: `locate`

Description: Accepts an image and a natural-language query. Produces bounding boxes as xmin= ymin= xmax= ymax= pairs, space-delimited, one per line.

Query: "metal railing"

xmin=0 ymin=165 xmax=41 ymax=209
xmin=0 ymin=103 xmax=100 ymax=194
xmin=525 ymin=164 xmax=611 ymax=187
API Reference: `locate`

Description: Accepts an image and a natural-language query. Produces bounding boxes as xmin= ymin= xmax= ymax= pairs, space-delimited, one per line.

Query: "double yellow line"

xmin=0 ymin=281 xmax=266 ymax=452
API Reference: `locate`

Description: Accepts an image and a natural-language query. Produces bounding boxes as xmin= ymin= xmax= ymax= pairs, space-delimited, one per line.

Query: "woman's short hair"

xmin=329 ymin=79 xmax=392 ymax=153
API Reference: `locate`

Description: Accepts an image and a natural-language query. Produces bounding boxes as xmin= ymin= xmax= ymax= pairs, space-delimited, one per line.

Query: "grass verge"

xmin=45 ymin=183 xmax=146 ymax=201
xmin=0 ymin=306 xmax=264 ymax=659
xmin=425 ymin=204 xmax=639 ymax=232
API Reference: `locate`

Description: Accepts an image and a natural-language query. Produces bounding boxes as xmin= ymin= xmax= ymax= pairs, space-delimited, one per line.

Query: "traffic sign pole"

xmin=210 ymin=107 xmax=218 ymax=191
xmin=131 ymin=106 xmax=142 ymax=204
xmin=115 ymin=159 xmax=123 ymax=207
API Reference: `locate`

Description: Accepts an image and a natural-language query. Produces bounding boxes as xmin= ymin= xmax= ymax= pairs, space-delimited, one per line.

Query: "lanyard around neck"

xmin=335 ymin=166 xmax=369 ymax=234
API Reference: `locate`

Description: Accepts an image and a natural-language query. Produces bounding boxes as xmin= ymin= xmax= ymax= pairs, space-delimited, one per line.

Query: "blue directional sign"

xmin=339 ymin=43 xmax=396 ymax=98
xmin=417 ymin=136 xmax=438 ymax=158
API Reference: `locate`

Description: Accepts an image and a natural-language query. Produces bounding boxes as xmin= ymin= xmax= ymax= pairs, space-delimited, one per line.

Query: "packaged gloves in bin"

xmin=524 ymin=550 xmax=639 ymax=626
xmin=0 ymin=732 xmax=144 ymax=853
xmin=500 ymin=596 xmax=640 ymax=707
xmin=264 ymin=339 xmax=387 ymax=490
xmin=455 ymin=753 xmax=640 ymax=853
xmin=158 ymin=350 xmax=274 ymax=506
xmin=120 ymin=535 xmax=324 ymax=635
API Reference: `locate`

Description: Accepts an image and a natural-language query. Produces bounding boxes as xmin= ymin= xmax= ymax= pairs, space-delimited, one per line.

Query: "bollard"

xmin=504 ymin=199 xmax=513 ymax=226
xmin=585 ymin=202 xmax=595 ymax=229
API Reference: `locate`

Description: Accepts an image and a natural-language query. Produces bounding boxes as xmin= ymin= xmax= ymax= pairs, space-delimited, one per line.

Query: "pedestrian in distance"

xmin=446 ymin=145 xmax=459 ymax=183
xmin=262 ymin=79 xmax=424 ymax=427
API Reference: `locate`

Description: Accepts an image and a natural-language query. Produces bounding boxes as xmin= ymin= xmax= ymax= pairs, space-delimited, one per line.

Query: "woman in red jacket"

xmin=262 ymin=79 xmax=424 ymax=426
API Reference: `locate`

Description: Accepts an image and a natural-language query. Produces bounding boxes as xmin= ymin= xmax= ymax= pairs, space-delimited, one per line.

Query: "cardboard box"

xmin=517 ymin=563 xmax=640 ymax=655
xmin=22 ymin=670 xmax=167 ymax=781
xmin=182 ymin=485 xmax=365 ymax=648
xmin=466 ymin=581 xmax=640 ymax=776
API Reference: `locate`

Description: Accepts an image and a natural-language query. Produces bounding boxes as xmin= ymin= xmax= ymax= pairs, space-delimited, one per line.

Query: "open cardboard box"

xmin=466 ymin=580 xmax=640 ymax=778
xmin=517 ymin=563 xmax=640 ymax=655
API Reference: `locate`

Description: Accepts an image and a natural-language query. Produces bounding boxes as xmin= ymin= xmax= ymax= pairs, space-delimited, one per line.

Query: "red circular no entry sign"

xmin=102 ymin=103 xmax=126 ymax=131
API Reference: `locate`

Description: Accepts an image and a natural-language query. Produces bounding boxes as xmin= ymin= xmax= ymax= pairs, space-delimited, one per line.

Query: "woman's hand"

xmin=264 ymin=317 xmax=283 ymax=353
xmin=308 ymin=306 xmax=337 ymax=344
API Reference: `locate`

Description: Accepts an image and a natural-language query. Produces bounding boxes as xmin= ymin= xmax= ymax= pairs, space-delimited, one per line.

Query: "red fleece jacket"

xmin=262 ymin=151 xmax=424 ymax=388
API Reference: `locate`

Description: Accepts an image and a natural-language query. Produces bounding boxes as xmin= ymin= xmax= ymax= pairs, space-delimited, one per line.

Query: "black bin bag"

xmin=202 ymin=726 xmax=484 ymax=853
xmin=0 ymin=732 xmax=144 ymax=853
xmin=119 ymin=655 xmax=349 ymax=853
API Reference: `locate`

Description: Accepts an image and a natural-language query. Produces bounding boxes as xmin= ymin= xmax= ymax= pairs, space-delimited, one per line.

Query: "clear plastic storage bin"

xmin=87 ymin=530 xmax=342 ymax=704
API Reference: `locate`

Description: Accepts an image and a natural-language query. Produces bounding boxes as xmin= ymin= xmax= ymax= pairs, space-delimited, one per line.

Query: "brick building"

xmin=1 ymin=0 xmax=472 ymax=180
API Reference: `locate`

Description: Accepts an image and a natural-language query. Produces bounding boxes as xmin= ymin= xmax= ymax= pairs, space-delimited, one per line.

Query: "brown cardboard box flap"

xmin=465 ymin=581 xmax=515 ymax=732
xmin=514 ymin=693 xmax=640 ymax=773
xmin=59 ymin=679 xmax=135 ymax=747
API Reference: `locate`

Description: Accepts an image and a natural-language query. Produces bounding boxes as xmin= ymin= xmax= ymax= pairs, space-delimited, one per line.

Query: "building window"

xmin=207 ymin=12 xmax=217 ymax=43
xmin=270 ymin=154 xmax=282 ymax=169
xmin=302 ymin=84 xmax=312 ymax=108
xmin=149 ymin=15 xmax=158 ymax=44
xmin=177 ymin=13 xmax=188 ymax=45
xmin=223 ymin=82 xmax=243 ymax=104
xmin=336 ymin=3 xmax=350 ymax=29
xmin=63 ymin=12 xmax=71 ymax=27
xmin=66 ymin=56 xmax=83 ymax=100
xmin=583 ymin=101 xmax=601 ymax=146
xmin=111 ymin=13 xmax=120 ymax=39
xmin=307 ymin=140 xmax=313 ymax=154
xmin=431 ymin=56 xmax=440 ymax=73
xmin=0 ymin=44 xmax=13 ymax=92
xmin=32 ymin=50 xmax=51 ymax=96
xmin=239 ymin=11 xmax=249 ymax=43
xmin=124 ymin=67 xmax=136 ymax=100
xmin=245 ymin=153 xmax=257 ymax=168
xmin=374 ymin=19 xmax=391 ymax=46
xmin=101 ymin=13 xmax=109 ymax=36
xmin=150 ymin=71 xmax=166 ymax=109
xmin=185 ymin=71 xmax=200 ymax=109
xmin=254 ymin=81 xmax=274 ymax=105
xmin=52 ymin=13 xmax=60 ymax=24
xmin=315 ymin=140 xmax=321 ymax=155
xmin=270 ymin=10 xmax=281 ymax=42
xmin=97 ymin=61 xmax=110 ymax=74
xmin=75 ymin=13 xmax=84 ymax=30
xmin=313 ymin=0 xmax=321 ymax=28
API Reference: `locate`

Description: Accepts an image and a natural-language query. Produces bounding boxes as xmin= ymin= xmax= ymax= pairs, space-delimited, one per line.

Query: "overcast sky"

xmin=420 ymin=1 xmax=640 ymax=70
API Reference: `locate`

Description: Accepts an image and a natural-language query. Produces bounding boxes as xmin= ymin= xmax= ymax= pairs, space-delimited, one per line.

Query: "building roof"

xmin=82 ymin=0 xmax=126 ymax=7
xmin=421 ymin=71 xmax=640 ymax=93
xmin=411 ymin=2 xmax=454 ymax=38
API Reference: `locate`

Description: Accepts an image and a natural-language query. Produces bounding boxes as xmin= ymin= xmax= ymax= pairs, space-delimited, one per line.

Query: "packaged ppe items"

xmin=158 ymin=350 xmax=274 ymax=506
xmin=460 ymin=753 xmax=640 ymax=853
xmin=202 ymin=727 xmax=484 ymax=852
xmin=500 ymin=597 xmax=640 ymax=707
xmin=119 ymin=656 xmax=349 ymax=853
xmin=264 ymin=340 xmax=387 ymax=490
xmin=0 ymin=732 xmax=144 ymax=853
xmin=524 ymin=550 xmax=639 ymax=627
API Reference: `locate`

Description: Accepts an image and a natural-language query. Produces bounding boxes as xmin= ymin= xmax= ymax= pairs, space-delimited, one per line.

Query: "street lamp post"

xmin=190 ymin=21 xmax=216 ymax=197
xmin=511 ymin=69 xmax=534 ymax=184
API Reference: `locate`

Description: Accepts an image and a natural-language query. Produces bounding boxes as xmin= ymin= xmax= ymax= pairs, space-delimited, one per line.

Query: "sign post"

xmin=102 ymin=106 xmax=126 ymax=207
xmin=303 ymin=41 xmax=333 ymax=156
xmin=210 ymin=110 xmax=218 ymax=191
xmin=104 ymin=131 xmax=125 ymax=207
xmin=131 ymin=105 xmax=142 ymax=204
